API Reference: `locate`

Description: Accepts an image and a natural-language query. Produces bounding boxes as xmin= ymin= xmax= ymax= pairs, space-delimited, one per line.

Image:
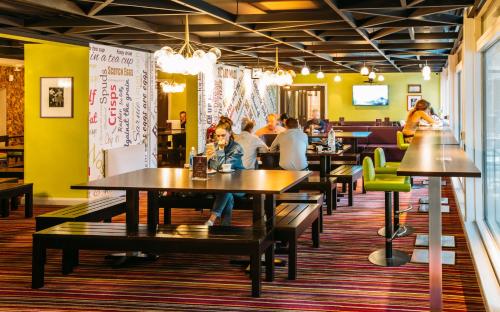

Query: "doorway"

xmin=280 ymin=85 xmax=326 ymax=126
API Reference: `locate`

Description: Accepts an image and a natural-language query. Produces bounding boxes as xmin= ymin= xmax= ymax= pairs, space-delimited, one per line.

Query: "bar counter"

xmin=397 ymin=127 xmax=480 ymax=311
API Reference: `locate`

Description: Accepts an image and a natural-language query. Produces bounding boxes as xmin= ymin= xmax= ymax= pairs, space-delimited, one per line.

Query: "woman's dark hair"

xmin=279 ymin=113 xmax=289 ymax=122
xmin=285 ymin=117 xmax=299 ymax=129
xmin=216 ymin=116 xmax=234 ymax=140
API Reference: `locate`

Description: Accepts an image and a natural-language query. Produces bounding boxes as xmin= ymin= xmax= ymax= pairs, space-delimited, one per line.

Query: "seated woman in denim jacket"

xmin=205 ymin=117 xmax=245 ymax=226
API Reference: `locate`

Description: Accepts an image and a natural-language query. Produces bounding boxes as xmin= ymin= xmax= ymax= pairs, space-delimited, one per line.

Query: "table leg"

xmin=106 ymin=189 xmax=159 ymax=266
xmin=147 ymin=191 xmax=159 ymax=232
xmin=429 ymin=176 xmax=442 ymax=311
xmin=126 ymin=190 xmax=139 ymax=233
xmin=319 ymin=155 xmax=331 ymax=177
xmin=352 ymin=139 xmax=358 ymax=154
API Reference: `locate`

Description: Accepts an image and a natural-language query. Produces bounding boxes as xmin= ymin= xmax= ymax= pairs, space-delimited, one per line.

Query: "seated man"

xmin=269 ymin=118 xmax=308 ymax=171
xmin=235 ymin=118 xmax=268 ymax=169
xmin=304 ymin=109 xmax=326 ymax=133
xmin=255 ymin=114 xmax=286 ymax=136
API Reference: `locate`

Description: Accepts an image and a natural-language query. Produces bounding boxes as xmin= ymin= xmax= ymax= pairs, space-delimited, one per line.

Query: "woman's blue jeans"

xmin=212 ymin=193 xmax=245 ymax=225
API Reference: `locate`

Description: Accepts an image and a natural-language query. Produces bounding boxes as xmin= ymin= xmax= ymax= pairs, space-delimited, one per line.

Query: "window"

xmin=483 ymin=39 xmax=500 ymax=245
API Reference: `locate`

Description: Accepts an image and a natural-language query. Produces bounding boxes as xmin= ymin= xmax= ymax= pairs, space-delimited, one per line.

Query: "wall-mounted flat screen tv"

xmin=352 ymin=85 xmax=389 ymax=106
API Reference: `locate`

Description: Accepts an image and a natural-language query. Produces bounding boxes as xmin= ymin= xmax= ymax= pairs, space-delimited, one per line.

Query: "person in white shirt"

xmin=269 ymin=118 xmax=309 ymax=171
xmin=235 ymin=118 xmax=268 ymax=169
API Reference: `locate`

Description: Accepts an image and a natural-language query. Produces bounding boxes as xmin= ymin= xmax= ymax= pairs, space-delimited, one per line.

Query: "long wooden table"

xmin=397 ymin=128 xmax=480 ymax=311
xmin=72 ymin=168 xmax=311 ymax=233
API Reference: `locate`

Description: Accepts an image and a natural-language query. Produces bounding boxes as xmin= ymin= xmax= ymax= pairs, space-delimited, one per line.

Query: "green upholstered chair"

xmin=363 ymin=156 xmax=411 ymax=267
xmin=396 ymin=131 xmax=409 ymax=151
xmin=374 ymin=147 xmax=399 ymax=174
xmin=373 ymin=148 xmax=414 ymax=238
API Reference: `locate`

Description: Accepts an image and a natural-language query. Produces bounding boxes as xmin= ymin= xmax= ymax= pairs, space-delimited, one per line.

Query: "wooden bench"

xmin=289 ymin=174 xmax=338 ymax=214
xmin=0 ymin=183 xmax=33 ymax=217
xmin=0 ymin=167 xmax=23 ymax=178
xmin=32 ymin=222 xmax=274 ymax=297
xmin=0 ymin=177 xmax=18 ymax=184
xmin=274 ymin=203 xmax=320 ymax=280
xmin=275 ymin=193 xmax=324 ymax=232
xmin=35 ymin=196 xmax=126 ymax=231
xmin=328 ymin=165 xmax=363 ymax=206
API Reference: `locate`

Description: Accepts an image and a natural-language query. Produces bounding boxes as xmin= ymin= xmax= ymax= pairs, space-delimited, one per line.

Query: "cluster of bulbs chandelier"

xmin=160 ymin=81 xmax=186 ymax=93
xmin=360 ymin=62 xmax=384 ymax=81
xmin=259 ymin=48 xmax=296 ymax=86
xmin=154 ymin=16 xmax=221 ymax=75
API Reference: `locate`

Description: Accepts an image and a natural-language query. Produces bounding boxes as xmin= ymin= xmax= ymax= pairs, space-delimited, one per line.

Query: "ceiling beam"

xmin=380 ymin=32 xmax=458 ymax=40
xmin=379 ymin=42 xmax=454 ymax=49
xmin=303 ymin=30 xmax=326 ymax=42
xmin=236 ymin=11 xmax=339 ymax=24
xmin=0 ymin=15 xmax=24 ymax=27
xmin=360 ymin=15 xmax=406 ymax=28
xmin=94 ymin=7 xmax=198 ymax=16
xmin=112 ymin=0 xmax=197 ymax=12
xmin=254 ymin=21 xmax=346 ymax=31
xmin=408 ymin=27 xmax=415 ymax=40
xmin=88 ymin=0 xmax=114 ymax=16
xmin=12 ymin=0 xmax=281 ymax=67
xmin=169 ymin=0 xmax=357 ymax=71
xmin=322 ymin=0 xmax=401 ymax=71
xmin=340 ymin=0 xmax=474 ymax=10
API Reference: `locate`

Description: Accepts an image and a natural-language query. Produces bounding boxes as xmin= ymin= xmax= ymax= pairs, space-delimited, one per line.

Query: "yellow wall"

xmin=158 ymin=73 xmax=198 ymax=161
xmin=24 ymin=44 xmax=89 ymax=198
xmin=293 ymin=72 xmax=441 ymax=121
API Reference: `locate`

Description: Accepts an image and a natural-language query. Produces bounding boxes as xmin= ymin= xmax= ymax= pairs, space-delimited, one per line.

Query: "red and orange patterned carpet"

xmin=0 ymin=178 xmax=484 ymax=311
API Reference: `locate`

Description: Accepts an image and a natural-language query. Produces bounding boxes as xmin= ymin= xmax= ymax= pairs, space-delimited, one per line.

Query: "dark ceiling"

xmin=0 ymin=0 xmax=480 ymax=73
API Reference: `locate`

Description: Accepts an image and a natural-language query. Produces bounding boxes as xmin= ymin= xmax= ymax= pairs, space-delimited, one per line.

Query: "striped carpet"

xmin=0 ymin=178 xmax=484 ymax=311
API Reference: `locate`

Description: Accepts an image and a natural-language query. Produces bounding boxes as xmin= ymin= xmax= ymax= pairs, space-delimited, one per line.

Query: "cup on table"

xmin=221 ymin=163 xmax=232 ymax=172
xmin=316 ymin=145 xmax=324 ymax=152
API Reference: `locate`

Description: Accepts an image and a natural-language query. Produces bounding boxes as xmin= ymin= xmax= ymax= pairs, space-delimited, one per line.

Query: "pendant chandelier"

xmin=154 ymin=15 xmax=221 ymax=75
xmin=160 ymin=80 xmax=186 ymax=93
xmin=262 ymin=47 xmax=295 ymax=86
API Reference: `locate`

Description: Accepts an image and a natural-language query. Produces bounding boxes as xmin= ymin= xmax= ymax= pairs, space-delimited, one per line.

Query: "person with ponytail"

xmin=205 ymin=116 xmax=245 ymax=226
xmin=402 ymin=99 xmax=436 ymax=142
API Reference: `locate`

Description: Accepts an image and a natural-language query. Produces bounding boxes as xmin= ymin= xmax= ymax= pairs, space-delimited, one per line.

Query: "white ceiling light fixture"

xmin=334 ymin=70 xmax=342 ymax=82
xmin=368 ymin=69 xmax=376 ymax=80
xmin=301 ymin=61 xmax=310 ymax=75
xmin=360 ymin=62 xmax=369 ymax=76
xmin=422 ymin=60 xmax=431 ymax=77
xmin=154 ymin=15 xmax=221 ymax=75
xmin=377 ymin=74 xmax=385 ymax=81
xmin=316 ymin=66 xmax=325 ymax=79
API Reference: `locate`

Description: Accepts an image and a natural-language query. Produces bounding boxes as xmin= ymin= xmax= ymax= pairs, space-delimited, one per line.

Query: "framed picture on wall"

xmin=40 ymin=77 xmax=73 ymax=118
xmin=407 ymin=84 xmax=421 ymax=93
xmin=407 ymin=95 xmax=422 ymax=110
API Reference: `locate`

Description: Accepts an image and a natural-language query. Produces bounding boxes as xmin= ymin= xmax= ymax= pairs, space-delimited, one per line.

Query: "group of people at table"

xmin=201 ymin=99 xmax=440 ymax=227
